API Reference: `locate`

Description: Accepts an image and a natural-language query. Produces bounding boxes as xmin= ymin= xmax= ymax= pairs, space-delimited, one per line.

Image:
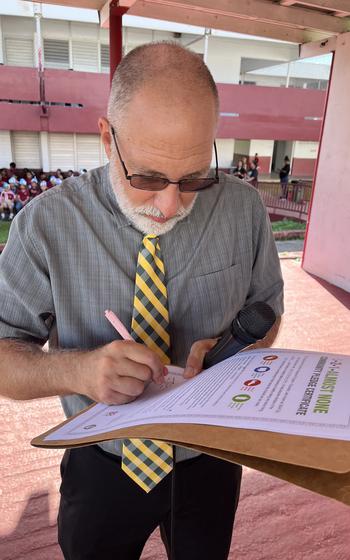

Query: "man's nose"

xmin=154 ymin=184 xmax=181 ymax=218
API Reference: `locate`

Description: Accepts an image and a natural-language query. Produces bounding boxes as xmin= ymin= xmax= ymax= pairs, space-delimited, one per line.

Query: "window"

xmin=100 ymin=44 xmax=110 ymax=73
xmin=44 ymin=39 xmax=70 ymax=70
xmin=72 ymin=41 xmax=99 ymax=72
xmin=5 ymin=38 xmax=34 ymax=67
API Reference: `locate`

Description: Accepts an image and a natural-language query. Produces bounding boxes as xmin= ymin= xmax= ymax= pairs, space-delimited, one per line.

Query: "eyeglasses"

xmin=110 ymin=126 xmax=219 ymax=193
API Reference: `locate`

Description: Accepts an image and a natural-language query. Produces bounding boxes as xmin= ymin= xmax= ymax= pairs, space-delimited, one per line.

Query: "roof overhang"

xmin=22 ymin=1 xmax=350 ymax=45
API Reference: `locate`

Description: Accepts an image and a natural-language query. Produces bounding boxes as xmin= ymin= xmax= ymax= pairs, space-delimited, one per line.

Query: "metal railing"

xmin=257 ymin=180 xmax=312 ymax=220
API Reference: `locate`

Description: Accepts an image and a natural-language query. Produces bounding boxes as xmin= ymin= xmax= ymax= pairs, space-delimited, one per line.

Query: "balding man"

xmin=0 ymin=42 xmax=283 ymax=559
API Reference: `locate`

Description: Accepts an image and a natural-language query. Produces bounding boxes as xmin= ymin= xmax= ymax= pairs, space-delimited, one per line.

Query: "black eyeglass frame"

xmin=110 ymin=125 xmax=219 ymax=193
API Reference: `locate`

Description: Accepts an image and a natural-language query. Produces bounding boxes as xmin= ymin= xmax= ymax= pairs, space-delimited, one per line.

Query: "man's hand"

xmin=183 ymin=338 xmax=218 ymax=379
xmin=74 ymin=340 xmax=166 ymax=405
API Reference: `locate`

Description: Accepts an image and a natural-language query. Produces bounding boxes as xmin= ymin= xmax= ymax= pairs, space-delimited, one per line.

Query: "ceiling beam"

xmin=100 ymin=0 xmax=136 ymax=27
xmin=164 ymin=0 xmax=347 ymax=34
xmin=299 ymin=33 xmax=337 ymax=58
xmin=281 ymin=0 xmax=350 ymax=12
xmin=127 ymin=1 xmax=331 ymax=43
xmin=22 ymin=0 xmax=106 ymax=7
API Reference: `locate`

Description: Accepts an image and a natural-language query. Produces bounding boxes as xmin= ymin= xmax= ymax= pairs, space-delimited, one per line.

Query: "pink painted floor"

xmin=1 ymin=256 xmax=350 ymax=560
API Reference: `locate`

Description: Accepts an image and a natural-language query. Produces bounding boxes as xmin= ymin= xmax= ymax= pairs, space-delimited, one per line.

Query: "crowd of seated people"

xmin=230 ymin=153 xmax=259 ymax=188
xmin=0 ymin=163 xmax=87 ymax=220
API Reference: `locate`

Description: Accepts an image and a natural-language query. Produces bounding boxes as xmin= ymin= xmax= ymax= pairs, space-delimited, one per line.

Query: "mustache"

xmin=134 ymin=205 xmax=189 ymax=219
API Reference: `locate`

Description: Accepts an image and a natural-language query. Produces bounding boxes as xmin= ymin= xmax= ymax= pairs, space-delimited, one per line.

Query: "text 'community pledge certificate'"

xmin=45 ymin=349 xmax=350 ymax=443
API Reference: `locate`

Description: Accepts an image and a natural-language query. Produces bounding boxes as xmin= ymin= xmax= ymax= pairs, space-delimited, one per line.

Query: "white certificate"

xmin=44 ymin=349 xmax=350 ymax=442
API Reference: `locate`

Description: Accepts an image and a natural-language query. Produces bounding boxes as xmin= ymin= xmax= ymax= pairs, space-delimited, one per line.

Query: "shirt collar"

xmin=101 ymin=163 xmax=133 ymax=230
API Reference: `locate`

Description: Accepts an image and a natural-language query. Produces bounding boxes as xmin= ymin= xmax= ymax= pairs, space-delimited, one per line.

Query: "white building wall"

xmin=215 ymin=139 xmax=235 ymax=168
xmin=0 ymin=14 xmax=299 ymax=84
xmin=249 ymin=140 xmax=274 ymax=157
xmin=0 ymin=131 xmax=13 ymax=167
xmin=293 ymin=141 xmax=319 ymax=159
xmin=41 ymin=17 xmax=70 ymax=39
xmin=302 ymin=33 xmax=350 ymax=292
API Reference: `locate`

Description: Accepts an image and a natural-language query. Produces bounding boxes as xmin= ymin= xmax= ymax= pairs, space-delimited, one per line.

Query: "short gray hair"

xmin=107 ymin=41 xmax=219 ymax=127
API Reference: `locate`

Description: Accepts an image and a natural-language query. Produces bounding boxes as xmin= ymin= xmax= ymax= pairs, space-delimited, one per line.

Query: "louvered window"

xmin=5 ymin=38 xmax=34 ymax=67
xmin=49 ymin=133 xmax=75 ymax=171
xmin=0 ymin=131 xmax=13 ymax=168
xmin=72 ymin=41 xmax=99 ymax=73
xmin=12 ymin=132 xmax=41 ymax=168
xmin=44 ymin=39 xmax=70 ymax=69
xmin=100 ymin=44 xmax=110 ymax=73
xmin=76 ymin=134 xmax=101 ymax=170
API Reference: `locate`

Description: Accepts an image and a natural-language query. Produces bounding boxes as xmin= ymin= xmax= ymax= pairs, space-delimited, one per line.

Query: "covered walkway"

xmin=1 ymin=254 xmax=349 ymax=560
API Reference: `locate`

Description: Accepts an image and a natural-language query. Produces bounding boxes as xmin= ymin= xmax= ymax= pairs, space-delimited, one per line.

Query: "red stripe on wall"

xmin=292 ymin=158 xmax=316 ymax=177
xmin=0 ymin=67 xmax=326 ymax=141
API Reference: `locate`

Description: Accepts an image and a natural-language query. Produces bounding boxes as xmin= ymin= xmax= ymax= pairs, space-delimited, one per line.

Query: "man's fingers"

xmin=183 ymin=338 xmax=218 ymax=378
xmin=107 ymin=340 xmax=165 ymax=383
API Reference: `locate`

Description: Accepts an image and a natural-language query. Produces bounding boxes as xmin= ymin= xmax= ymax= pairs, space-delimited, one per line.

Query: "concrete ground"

xmin=1 ymin=255 xmax=350 ymax=560
xmin=275 ymin=239 xmax=304 ymax=253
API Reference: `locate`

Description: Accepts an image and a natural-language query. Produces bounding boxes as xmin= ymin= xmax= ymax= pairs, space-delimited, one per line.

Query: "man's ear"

xmin=98 ymin=117 xmax=111 ymax=159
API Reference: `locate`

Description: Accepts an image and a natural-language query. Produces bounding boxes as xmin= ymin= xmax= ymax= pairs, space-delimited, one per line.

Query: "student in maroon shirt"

xmin=15 ymin=183 xmax=30 ymax=213
xmin=29 ymin=180 xmax=40 ymax=199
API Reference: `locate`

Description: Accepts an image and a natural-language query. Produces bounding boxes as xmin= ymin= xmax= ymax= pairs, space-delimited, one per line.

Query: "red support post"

xmin=109 ymin=2 xmax=129 ymax=83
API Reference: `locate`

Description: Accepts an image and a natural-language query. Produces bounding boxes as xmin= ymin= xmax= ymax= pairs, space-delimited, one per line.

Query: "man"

xmin=245 ymin=162 xmax=259 ymax=188
xmin=0 ymin=42 xmax=283 ymax=559
xmin=279 ymin=156 xmax=291 ymax=199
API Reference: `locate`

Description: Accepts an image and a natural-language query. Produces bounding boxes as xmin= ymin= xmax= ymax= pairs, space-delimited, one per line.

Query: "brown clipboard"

xmin=32 ymin=411 xmax=350 ymax=506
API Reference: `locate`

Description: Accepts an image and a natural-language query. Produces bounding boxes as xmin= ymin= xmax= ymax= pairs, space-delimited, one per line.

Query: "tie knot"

xmin=144 ymin=234 xmax=158 ymax=242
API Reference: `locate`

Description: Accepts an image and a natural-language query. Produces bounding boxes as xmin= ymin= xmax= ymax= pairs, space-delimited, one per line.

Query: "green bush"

xmin=271 ymin=220 xmax=306 ymax=232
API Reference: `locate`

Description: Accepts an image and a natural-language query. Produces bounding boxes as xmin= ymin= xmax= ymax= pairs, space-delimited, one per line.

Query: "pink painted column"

xmin=302 ymin=33 xmax=350 ymax=292
xmin=109 ymin=2 xmax=129 ymax=83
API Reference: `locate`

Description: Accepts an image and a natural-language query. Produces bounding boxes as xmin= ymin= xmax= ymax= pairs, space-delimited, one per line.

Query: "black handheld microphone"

xmin=203 ymin=301 xmax=276 ymax=369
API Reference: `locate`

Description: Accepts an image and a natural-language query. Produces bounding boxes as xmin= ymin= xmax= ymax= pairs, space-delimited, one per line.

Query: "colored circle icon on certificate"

xmin=243 ymin=379 xmax=261 ymax=387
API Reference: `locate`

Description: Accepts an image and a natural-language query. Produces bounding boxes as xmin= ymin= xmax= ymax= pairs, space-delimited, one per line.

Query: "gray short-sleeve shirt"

xmin=0 ymin=165 xmax=283 ymax=460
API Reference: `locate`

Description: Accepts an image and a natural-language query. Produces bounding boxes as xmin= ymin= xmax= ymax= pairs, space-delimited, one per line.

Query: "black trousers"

xmin=58 ymin=445 xmax=242 ymax=560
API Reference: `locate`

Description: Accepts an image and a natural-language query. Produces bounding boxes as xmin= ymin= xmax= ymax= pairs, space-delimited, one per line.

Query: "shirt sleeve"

xmin=245 ymin=193 xmax=284 ymax=317
xmin=0 ymin=211 xmax=55 ymax=344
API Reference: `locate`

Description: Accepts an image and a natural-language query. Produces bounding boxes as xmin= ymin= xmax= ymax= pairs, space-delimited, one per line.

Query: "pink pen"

xmin=104 ymin=309 xmax=168 ymax=382
xmin=104 ymin=309 xmax=133 ymax=341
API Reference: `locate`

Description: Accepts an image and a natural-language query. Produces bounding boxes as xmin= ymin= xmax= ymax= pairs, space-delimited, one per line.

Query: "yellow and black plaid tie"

xmin=121 ymin=234 xmax=173 ymax=493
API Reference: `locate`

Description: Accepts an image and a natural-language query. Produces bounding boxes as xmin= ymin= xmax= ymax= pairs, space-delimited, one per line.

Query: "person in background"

xmin=245 ymin=162 xmax=259 ymax=188
xmin=8 ymin=161 xmax=17 ymax=178
xmin=0 ymin=169 xmax=8 ymax=190
xmin=279 ymin=156 xmax=291 ymax=199
xmin=29 ymin=180 xmax=40 ymax=199
xmin=49 ymin=176 xmax=58 ymax=188
xmin=25 ymin=171 xmax=34 ymax=186
xmin=242 ymin=156 xmax=249 ymax=172
xmin=56 ymin=169 xmax=64 ymax=181
xmin=40 ymin=180 xmax=48 ymax=193
xmin=8 ymin=176 xmax=19 ymax=192
xmin=253 ymin=153 xmax=259 ymax=167
xmin=67 ymin=170 xmax=74 ymax=178
xmin=0 ymin=182 xmax=15 ymax=220
xmin=233 ymin=159 xmax=247 ymax=180
xmin=15 ymin=181 xmax=30 ymax=213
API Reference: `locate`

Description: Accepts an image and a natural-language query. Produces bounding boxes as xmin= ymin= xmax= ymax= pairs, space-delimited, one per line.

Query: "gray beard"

xmin=108 ymin=153 xmax=197 ymax=236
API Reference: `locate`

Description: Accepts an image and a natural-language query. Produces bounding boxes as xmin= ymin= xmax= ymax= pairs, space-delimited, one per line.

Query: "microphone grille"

xmin=237 ymin=302 xmax=276 ymax=340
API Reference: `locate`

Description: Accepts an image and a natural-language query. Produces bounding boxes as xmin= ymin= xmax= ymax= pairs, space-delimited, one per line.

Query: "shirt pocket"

xmin=186 ymin=263 xmax=246 ymax=339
